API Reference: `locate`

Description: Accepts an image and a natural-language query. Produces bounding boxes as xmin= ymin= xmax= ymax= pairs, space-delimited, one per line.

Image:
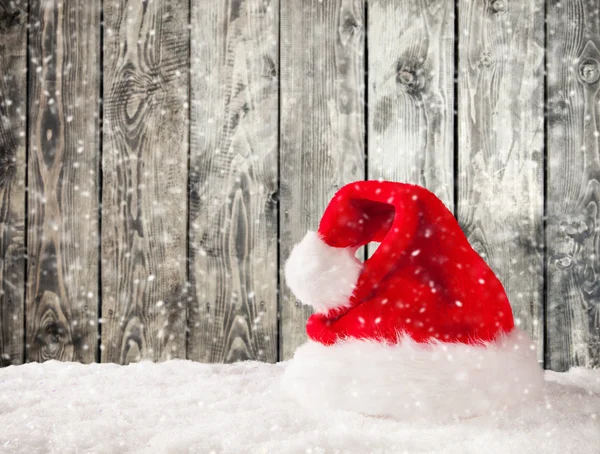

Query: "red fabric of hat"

xmin=295 ymin=180 xmax=513 ymax=346
xmin=282 ymin=180 xmax=543 ymax=421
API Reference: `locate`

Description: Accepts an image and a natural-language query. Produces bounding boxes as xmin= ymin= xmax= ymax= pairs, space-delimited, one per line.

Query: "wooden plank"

xmin=279 ymin=0 xmax=366 ymax=360
xmin=0 ymin=0 xmax=27 ymax=366
xmin=546 ymin=0 xmax=600 ymax=370
xmin=368 ymin=0 xmax=454 ymax=210
xmin=457 ymin=0 xmax=545 ymax=362
xmin=102 ymin=0 xmax=189 ymax=363
xmin=188 ymin=0 xmax=279 ymax=363
xmin=27 ymin=0 xmax=100 ymax=363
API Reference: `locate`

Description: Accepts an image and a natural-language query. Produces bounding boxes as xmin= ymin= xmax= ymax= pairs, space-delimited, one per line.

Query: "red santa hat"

xmin=282 ymin=181 xmax=543 ymax=421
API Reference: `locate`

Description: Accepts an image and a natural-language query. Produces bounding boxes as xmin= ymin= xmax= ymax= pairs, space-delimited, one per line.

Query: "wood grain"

xmin=279 ymin=0 xmax=366 ymax=360
xmin=102 ymin=0 xmax=188 ymax=363
xmin=27 ymin=0 xmax=100 ymax=363
xmin=0 ymin=0 xmax=27 ymax=366
xmin=368 ymin=0 xmax=454 ymax=209
xmin=457 ymin=0 xmax=545 ymax=362
xmin=546 ymin=0 xmax=600 ymax=370
xmin=188 ymin=0 xmax=279 ymax=363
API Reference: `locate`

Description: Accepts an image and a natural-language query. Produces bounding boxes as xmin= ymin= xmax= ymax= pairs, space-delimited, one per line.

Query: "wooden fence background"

xmin=0 ymin=0 xmax=598 ymax=371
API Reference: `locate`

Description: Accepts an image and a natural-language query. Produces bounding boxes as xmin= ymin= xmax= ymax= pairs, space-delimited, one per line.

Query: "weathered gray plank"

xmin=280 ymin=0 xmax=365 ymax=360
xmin=102 ymin=0 xmax=188 ymax=363
xmin=457 ymin=0 xmax=544 ymax=362
xmin=368 ymin=0 xmax=454 ymax=210
xmin=546 ymin=0 xmax=600 ymax=370
xmin=188 ymin=0 xmax=278 ymax=363
xmin=27 ymin=0 xmax=100 ymax=363
xmin=0 ymin=0 xmax=27 ymax=366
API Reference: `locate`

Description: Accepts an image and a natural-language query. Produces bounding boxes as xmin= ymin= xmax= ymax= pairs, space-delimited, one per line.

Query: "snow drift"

xmin=0 ymin=360 xmax=598 ymax=454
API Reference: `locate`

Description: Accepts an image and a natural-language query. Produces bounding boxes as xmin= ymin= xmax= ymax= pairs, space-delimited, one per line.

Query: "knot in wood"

xmin=339 ymin=12 xmax=361 ymax=45
xmin=560 ymin=217 xmax=593 ymax=241
xmin=341 ymin=10 xmax=359 ymax=30
xmin=479 ymin=53 xmax=493 ymax=68
xmin=0 ymin=8 xmax=25 ymax=30
xmin=262 ymin=55 xmax=277 ymax=79
xmin=554 ymin=254 xmax=573 ymax=270
xmin=397 ymin=69 xmax=424 ymax=93
xmin=491 ymin=0 xmax=507 ymax=13
xmin=398 ymin=70 xmax=415 ymax=85
xmin=579 ymin=59 xmax=600 ymax=84
xmin=45 ymin=322 xmax=65 ymax=344
xmin=343 ymin=16 xmax=358 ymax=31
xmin=548 ymin=99 xmax=569 ymax=122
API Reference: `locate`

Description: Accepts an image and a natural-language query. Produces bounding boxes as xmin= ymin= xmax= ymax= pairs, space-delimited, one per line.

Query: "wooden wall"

xmin=0 ymin=0 xmax=598 ymax=371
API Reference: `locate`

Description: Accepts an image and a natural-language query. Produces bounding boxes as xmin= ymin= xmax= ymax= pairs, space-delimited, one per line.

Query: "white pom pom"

xmin=284 ymin=231 xmax=362 ymax=313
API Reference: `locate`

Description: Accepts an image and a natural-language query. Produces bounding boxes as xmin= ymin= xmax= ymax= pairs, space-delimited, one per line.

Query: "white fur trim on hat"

xmin=284 ymin=231 xmax=362 ymax=313
xmin=281 ymin=328 xmax=544 ymax=421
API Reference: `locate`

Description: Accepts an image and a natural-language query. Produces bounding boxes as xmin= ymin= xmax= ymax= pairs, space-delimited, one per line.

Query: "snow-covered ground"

xmin=0 ymin=360 xmax=598 ymax=454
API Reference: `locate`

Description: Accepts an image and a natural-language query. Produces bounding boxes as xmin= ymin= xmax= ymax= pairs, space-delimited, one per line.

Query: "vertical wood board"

xmin=27 ymin=0 xmax=100 ymax=363
xmin=368 ymin=0 xmax=454 ymax=210
xmin=188 ymin=0 xmax=279 ymax=363
xmin=546 ymin=0 xmax=600 ymax=370
xmin=102 ymin=0 xmax=189 ymax=363
xmin=279 ymin=0 xmax=366 ymax=360
xmin=0 ymin=0 xmax=27 ymax=366
xmin=457 ymin=0 xmax=545 ymax=361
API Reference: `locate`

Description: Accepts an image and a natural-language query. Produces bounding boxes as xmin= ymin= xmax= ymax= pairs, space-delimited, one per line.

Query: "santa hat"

xmin=282 ymin=181 xmax=543 ymax=421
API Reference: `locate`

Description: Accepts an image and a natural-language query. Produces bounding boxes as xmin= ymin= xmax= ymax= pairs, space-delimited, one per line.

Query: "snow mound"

xmin=0 ymin=360 xmax=598 ymax=454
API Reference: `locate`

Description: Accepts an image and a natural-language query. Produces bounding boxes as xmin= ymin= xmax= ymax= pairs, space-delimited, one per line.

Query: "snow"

xmin=0 ymin=360 xmax=598 ymax=454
